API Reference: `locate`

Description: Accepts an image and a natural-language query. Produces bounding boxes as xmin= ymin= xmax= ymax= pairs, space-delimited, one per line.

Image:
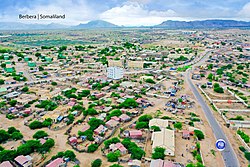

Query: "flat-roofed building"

xmin=127 ymin=60 xmax=143 ymax=69
xmin=107 ymin=67 xmax=124 ymax=80
xmin=149 ymin=119 xmax=169 ymax=128
xmin=151 ymin=129 xmax=175 ymax=156
xmin=109 ymin=60 xmax=124 ymax=68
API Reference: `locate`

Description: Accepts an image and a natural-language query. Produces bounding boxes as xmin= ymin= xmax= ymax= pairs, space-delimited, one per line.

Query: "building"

xmin=107 ymin=67 xmax=124 ymax=80
xmin=105 ymin=119 xmax=119 ymax=129
xmin=14 ymin=155 xmax=32 ymax=167
xmin=129 ymin=130 xmax=143 ymax=139
xmin=109 ymin=143 xmax=127 ymax=155
xmin=150 ymin=159 xmax=178 ymax=167
xmin=0 ymin=88 xmax=7 ymax=95
xmin=0 ymin=161 xmax=14 ymax=167
xmin=151 ymin=129 xmax=175 ymax=156
xmin=69 ymin=137 xmax=77 ymax=144
xmin=127 ymin=60 xmax=144 ymax=69
xmin=149 ymin=119 xmax=169 ymax=128
xmin=46 ymin=158 xmax=65 ymax=167
xmin=94 ymin=125 xmax=107 ymax=135
xmin=109 ymin=60 xmax=124 ymax=67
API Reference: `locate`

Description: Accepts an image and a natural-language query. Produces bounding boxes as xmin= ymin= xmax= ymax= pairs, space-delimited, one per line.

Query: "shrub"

xmin=91 ymin=159 xmax=102 ymax=167
xmin=194 ymin=130 xmax=205 ymax=140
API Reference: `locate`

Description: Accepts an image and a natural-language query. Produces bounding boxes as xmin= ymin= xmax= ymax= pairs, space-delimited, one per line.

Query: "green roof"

xmin=0 ymin=87 xmax=7 ymax=92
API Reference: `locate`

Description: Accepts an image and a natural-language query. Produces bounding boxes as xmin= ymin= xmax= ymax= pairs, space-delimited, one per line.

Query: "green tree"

xmin=33 ymin=130 xmax=48 ymax=139
xmin=29 ymin=120 xmax=43 ymax=129
xmin=145 ymin=78 xmax=156 ymax=84
xmin=107 ymin=151 xmax=120 ymax=162
xmin=7 ymin=127 xmax=19 ymax=134
xmin=11 ymin=132 xmax=23 ymax=140
xmin=21 ymin=86 xmax=29 ymax=92
xmin=87 ymin=144 xmax=99 ymax=153
xmin=9 ymin=100 xmax=17 ymax=107
xmin=152 ymin=147 xmax=165 ymax=160
xmin=0 ymin=130 xmax=10 ymax=143
xmin=194 ymin=130 xmax=205 ymax=140
xmin=0 ymin=150 xmax=17 ymax=162
xmin=51 ymin=82 xmax=57 ymax=86
xmin=91 ymin=159 xmax=102 ymax=167
xmin=119 ymin=98 xmax=138 ymax=108
xmin=0 ymin=79 xmax=4 ymax=85
xmin=64 ymin=150 xmax=76 ymax=160
xmin=174 ymin=122 xmax=182 ymax=130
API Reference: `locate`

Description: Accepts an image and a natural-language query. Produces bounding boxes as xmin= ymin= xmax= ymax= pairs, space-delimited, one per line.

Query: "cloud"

xmin=100 ymin=2 xmax=181 ymax=26
xmin=238 ymin=2 xmax=250 ymax=19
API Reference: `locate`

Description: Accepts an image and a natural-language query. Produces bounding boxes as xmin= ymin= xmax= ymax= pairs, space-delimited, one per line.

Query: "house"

xmin=149 ymin=119 xmax=169 ymax=129
xmin=182 ymin=130 xmax=190 ymax=140
xmin=150 ymin=159 xmax=178 ymax=167
xmin=94 ymin=93 xmax=106 ymax=99
xmin=0 ymin=161 xmax=13 ymax=167
xmin=119 ymin=114 xmax=131 ymax=122
xmin=129 ymin=130 xmax=143 ymax=139
xmin=0 ymin=88 xmax=7 ymax=95
xmin=82 ymin=124 xmax=90 ymax=132
xmin=46 ymin=158 xmax=65 ymax=167
xmin=14 ymin=155 xmax=32 ymax=167
xmin=105 ymin=119 xmax=119 ymax=129
xmin=69 ymin=136 xmax=77 ymax=144
xmin=94 ymin=125 xmax=107 ymax=135
xmin=111 ymin=116 xmax=120 ymax=122
xmin=103 ymin=106 xmax=112 ymax=112
xmin=151 ymin=129 xmax=175 ymax=156
xmin=109 ymin=143 xmax=127 ymax=155
xmin=128 ymin=159 xmax=141 ymax=167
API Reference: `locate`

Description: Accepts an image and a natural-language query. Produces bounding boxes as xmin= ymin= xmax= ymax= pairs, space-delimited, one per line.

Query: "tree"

xmin=0 ymin=79 xmax=4 ymax=85
xmin=7 ymin=127 xmax=19 ymax=134
xmin=138 ymin=115 xmax=152 ymax=122
xmin=11 ymin=132 xmax=23 ymax=140
xmin=0 ymin=130 xmax=10 ymax=143
xmin=64 ymin=150 xmax=76 ymax=160
xmin=9 ymin=100 xmax=17 ymax=107
xmin=88 ymin=118 xmax=104 ymax=130
xmin=245 ymin=152 xmax=250 ymax=161
xmin=78 ymin=129 xmax=94 ymax=141
xmin=33 ymin=130 xmax=48 ymax=139
xmin=104 ymin=137 xmax=120 ymax=149
xmin=136 ymin=122 xmax=148 ymax=129
xmin=91 ymin=159 xmax=102 ymax=167
xmin=109 ymin=165 xmax=123 ymax=167
xmin=29 ymin=120 xmax=43 ymax=129
xmin=174 ymin=122 xmax=182 ymax=130
xmin=150 ymin=126 xmax=161 ymax=132
xmin=107 ymin=151 xmax=120 ymax=162
xmin=119 ymin=98 xmax=138 ymax=108
xmin=145 ymin=78 xmax=156 ymax=84
xmin=0 ymin=150 xmax=17 ymax=162
xmin=131 ymin=147 xmax=145 ymax=160
xmin=38 ymin=66 xmax=44 ymax=71
xmin=51 ymin=82 xmax=57 ymax=86
xmin=194 ymin=130 xmax=205 ymax=140
xmin=207 ymin=73 xmax=213 ymax=80
xmin=21 ymin=86 xmax=29 ymax=92
xmin=87 ymin=144 xmax=99 ymax=153
xmin=37 ymin=139 xmax=55 ymax=153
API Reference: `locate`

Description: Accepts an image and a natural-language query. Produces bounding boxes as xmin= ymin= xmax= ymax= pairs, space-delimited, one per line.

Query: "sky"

xmin=0 ymin=0 xmax=250 ymax=26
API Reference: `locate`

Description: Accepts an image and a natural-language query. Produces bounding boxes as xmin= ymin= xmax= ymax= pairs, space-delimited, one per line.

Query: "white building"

xmin=107 ymin=67 xmax=124 ymax=80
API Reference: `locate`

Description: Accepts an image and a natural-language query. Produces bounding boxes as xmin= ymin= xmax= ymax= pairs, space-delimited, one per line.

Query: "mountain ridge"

xmin=0 ymin=19 xmax=250 ymax=30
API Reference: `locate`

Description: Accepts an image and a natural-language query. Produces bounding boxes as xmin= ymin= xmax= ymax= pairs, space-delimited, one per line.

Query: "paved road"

xmin=185 ymin=52 xmax=240 ymax=167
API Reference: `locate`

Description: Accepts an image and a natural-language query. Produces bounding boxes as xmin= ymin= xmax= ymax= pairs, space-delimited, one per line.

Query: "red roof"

xmin=0 ymin=161 xmax=13 ymax=167
xmin=46 ymin=158 xmax=64 ymax=167
xmin=14 ymin=155 xmax=28 ymax=165
xmin=115 ymin=143 xmax=127 ymax=152
xmin=129 ymin=130 xmax=142 ymax=137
